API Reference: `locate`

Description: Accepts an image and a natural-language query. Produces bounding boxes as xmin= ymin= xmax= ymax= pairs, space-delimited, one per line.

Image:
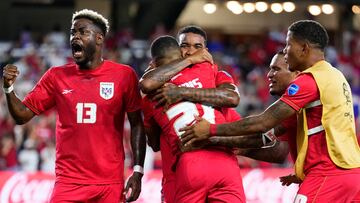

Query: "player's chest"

xmin=54 ymin=75 xmax=122 ymax=106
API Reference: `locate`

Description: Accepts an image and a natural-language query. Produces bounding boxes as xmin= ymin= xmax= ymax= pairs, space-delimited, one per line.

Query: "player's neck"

xmin=79 ymin=57 xmax=104 ymax=70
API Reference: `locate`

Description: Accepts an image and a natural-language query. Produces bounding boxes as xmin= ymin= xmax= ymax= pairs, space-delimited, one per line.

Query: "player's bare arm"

xmin=152 ymin=82 xmax=240 ymax=109
xmin=181 ymin=123 xmax=284 ymax=153
xmin=209 ymin=134 xmax=265 ymax=148
xmin=238 ymin=141 xmax=290 ymax=164
xmin=144 ymin=119 xmax=162 ymax=152
xmin=3 ymin=64 xmax=35 ymax=124
xmin=125 ymin=110 xmax=146 ymax=202
xmin=139 ymin=48 xmax=214 ymax=94
xmin=180 ymin=100 xmax=295 ymax=146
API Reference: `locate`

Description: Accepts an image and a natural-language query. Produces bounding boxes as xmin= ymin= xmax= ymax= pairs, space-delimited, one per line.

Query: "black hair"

xmin=150 ymin=35 xmax=179 ymax=59
xmin=177 ymin=25 xmax=207 ymax=44
xmin=288 ymin=20 xmax=328 ymax=51
xmin=72 ymin=9 xmax=109 ymax=36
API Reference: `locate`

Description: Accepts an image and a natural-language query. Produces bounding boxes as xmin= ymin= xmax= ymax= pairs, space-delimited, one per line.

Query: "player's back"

xmin=151 ymin=62 xmax=229 ymax=164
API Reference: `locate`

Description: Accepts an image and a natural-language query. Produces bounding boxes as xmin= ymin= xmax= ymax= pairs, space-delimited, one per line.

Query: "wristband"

xmin=3 ymin=85 xmax=14 ymax=94
xmin=209 ymin=124 xmax=217 ymax=137
xmin=133 ymin=165 xmax=144 ymax=174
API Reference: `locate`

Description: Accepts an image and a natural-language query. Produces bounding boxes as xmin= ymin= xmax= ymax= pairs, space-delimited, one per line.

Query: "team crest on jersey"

xmin=288 ymin=83 xmax=299 ymax=96
xmin=100 ymin=82 xmax=114 ymax=100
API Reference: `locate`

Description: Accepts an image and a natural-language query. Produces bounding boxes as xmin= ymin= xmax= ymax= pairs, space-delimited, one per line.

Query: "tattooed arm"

xmin=139 ymin=58 xmax=191 ymax=94
xmin=213 ymin=100 xmax=295 ymax=136
xmin=139 ymin=49 xmax=213 ymax=94
xmin=180 ymin=100 xmax=296 ymax=145
xmin=238 ymin=141 xmax=290 ymax=164
xmin=208 ymin=133 xmax=264 ymax=148
xmin=179 ymin=83 xmax=239 ymax=107
xmin=152 ymin=82 xmax=239 ymax=108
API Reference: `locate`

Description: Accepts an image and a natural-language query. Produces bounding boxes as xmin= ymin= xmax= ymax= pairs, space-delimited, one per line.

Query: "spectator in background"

xmin=0 ymin=133 xmax=18 ymax=170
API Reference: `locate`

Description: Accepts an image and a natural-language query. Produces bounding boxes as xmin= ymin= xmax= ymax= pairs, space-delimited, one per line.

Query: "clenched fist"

xmin=3 ymin=64 xmax=19 ymax=88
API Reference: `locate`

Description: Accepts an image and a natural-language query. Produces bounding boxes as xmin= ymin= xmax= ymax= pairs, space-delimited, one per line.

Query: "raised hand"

xmin=187 ymin=48 xmax=214 ymax=65
xmin=3 ymin=64 xmax=19 ymax=88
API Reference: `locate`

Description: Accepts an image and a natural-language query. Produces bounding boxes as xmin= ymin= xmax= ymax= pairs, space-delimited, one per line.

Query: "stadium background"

xmin=0 ymin=0 xmax=359 ymax=202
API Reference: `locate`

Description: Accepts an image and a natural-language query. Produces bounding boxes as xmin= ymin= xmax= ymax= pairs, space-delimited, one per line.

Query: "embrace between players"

xmin=2 ymin=8 xmax=360 ymax=203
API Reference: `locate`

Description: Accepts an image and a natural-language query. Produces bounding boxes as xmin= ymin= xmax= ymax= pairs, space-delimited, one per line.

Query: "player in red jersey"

xmin=180 ymin=51 xmax=300 ymax=184
xmin=235 ymin=51 xmax=301 ymax=185
xmin=142 ymin=70 xmax=240 ymax=203
xmin=141 ymin=35 xmax=245 ymax=203
xmin=2 ymin=9 xmax=146 ymax=203
xmin=181 ymin=20 xmax=360 ymax=203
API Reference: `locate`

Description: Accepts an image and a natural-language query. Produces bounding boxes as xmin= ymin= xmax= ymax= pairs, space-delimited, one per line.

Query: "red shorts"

xmin=161 ymin=176 xmax=176 ymax=203
xmin=50 ymin=181 xmax=124 ymax=203
xmin=295 ymin=173 xmax=360 ymax=203
xmin=174 ymin=149 xmax=245 ymax=203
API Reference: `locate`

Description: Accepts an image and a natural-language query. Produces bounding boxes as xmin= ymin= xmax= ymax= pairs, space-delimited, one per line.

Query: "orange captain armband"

xmin=209 ymin=124 xmax=217 ymax=137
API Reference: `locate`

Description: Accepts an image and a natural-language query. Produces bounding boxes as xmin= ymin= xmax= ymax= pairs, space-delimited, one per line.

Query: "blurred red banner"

xmin=0 ymin=168 xmax=298 ymax=203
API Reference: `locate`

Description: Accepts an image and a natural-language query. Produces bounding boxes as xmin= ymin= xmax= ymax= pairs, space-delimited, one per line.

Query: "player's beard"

xmin=76 ymin=43 xmax=97 ymax=69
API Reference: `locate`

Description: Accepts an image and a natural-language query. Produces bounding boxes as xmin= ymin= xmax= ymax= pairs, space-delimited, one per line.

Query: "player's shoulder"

xmin=292 ymin=73 xmax=317 ymax=88
xmin=104 ymin=60 xmax=135 ymax=73
xmin=286 ymin=73 xmax=317 ymax=96
xmin=46 ymin=62 xmax=76 ymax=74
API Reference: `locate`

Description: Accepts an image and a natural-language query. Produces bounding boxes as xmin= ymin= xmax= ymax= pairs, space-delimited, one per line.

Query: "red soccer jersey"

xmin=23 ymin=60 xmax=141 ymax=184
xmin=142 ymin=96 xmax=175 ymax=181
xmin=280 ymin=73 xmax=354 ymax=176
xmin=147 ymin=62 xmax=229 ymax=165
xmin=216 ymin=70 xmax=235 ymax=85
xmin=279 ymin=116 xmax=298 ymax=162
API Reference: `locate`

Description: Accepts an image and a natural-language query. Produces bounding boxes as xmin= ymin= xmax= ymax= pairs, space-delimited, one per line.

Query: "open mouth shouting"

xmin=71 ymin=42 xmax=84 ymax=60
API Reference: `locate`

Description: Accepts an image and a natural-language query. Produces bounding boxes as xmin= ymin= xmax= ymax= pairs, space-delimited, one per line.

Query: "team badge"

xmin=100 ymin=82 xmax=114 ymax=100
xmin=288 ymin=84 xmax=299 ymax=96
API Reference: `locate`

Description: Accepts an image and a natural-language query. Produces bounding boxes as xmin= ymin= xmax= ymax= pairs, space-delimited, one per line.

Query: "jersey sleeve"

xmin=23 ymin=68 xmax=56 ymax=115
xmin=124 ymin=68 xmax=142 ymax=112
xmin=280 ymin=73 xmax=319 ymax=111
xmin=216 ymin=70 xmax=235 ymax=85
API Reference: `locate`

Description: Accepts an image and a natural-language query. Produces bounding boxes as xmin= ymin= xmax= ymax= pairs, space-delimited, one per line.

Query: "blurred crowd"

xmin=0 ymin=24 xmax=359 ymax=173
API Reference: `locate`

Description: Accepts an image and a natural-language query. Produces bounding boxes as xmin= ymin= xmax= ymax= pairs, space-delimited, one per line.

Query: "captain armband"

xmin=261 ymin=128 xmax=278 ymax=149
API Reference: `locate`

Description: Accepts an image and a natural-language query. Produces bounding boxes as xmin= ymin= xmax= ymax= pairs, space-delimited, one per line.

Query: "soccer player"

xmin=143 ymin=67 xmax=241 ymax=203
xmin=142 ymin=35 xmax=245 ymax=203
xmin=2 ymin=9 xmax=146 ymax=202
xmin=181 ymin=20 xmax=360 ymax=202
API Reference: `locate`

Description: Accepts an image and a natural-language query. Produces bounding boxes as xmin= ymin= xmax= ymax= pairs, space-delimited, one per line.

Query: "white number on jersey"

xmin=166 ymin=102 xmax=215 ymax=137
xmin=76 ymin=103 xmax=97 ymax=123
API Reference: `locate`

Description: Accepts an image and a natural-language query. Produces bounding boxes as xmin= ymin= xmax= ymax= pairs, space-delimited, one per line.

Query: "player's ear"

xmin=96 ymin=33 xmax=104 ymax=45
xmin=301 ymin=41 xmax=310 ymax=57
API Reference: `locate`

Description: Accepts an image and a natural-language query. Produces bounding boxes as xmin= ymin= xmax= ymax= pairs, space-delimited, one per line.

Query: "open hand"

xmin=279 ymin=174 xmax=302 ymax=186
xmin=123 ymin=172 xmax=143 ymax=202
xmin=180 ymin=116 xmax=211 ymax=147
